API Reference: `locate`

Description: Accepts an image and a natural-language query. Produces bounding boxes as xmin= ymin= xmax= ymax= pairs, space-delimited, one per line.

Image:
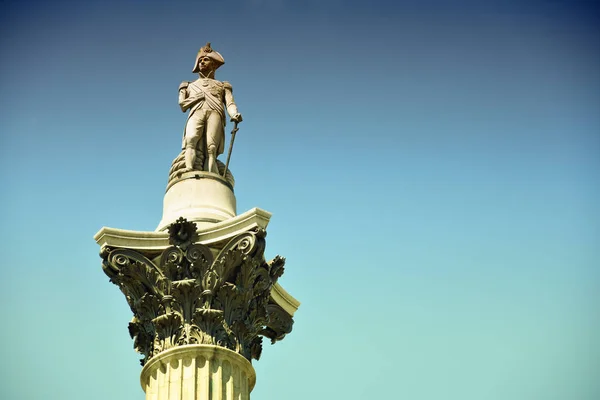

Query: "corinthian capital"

xmin=100 ymin=218 xmax=294 ymax=365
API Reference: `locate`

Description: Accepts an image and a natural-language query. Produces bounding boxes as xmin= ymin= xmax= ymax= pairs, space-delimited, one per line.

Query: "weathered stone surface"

xmin=167 ymin=155 xmax=234 ymax=190
xmin=100 ymin=218 xmax=293 ymax=366
xmin=158 ymin=171 xmax=237 ymax=231
xmin=95 ymin=208 xmax=272 ymax=247
xmin=180 ymin=43 xmax=242 ymax=175
xmin=94 ymin=207 xmax=299 ymax=317
xmin=140 ymin=344 xmax=255 ymax=400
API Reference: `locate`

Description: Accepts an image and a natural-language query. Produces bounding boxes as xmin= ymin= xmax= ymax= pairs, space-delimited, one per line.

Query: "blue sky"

xmin=1 ymin=1 xmax=599 ymax=399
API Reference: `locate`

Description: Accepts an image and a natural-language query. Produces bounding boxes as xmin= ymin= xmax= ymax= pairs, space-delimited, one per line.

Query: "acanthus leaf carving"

xmin=99 ymin=218 xmax=295 ymax=365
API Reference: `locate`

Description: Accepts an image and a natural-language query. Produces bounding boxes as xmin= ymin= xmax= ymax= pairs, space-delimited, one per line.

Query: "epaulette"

xmin=179 ymin=81 xmax=190 ymax=90
xmin=223 ymin=81 xmax=233 ymax=90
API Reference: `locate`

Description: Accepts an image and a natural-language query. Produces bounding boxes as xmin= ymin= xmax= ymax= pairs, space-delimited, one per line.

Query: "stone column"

xmin=141 ymin=345 xmax=255 ymax=400
xmin=98 ymin=217 xmax=296 ymax=400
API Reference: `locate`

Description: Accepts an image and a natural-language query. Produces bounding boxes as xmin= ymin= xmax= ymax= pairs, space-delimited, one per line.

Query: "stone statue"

xmin=179 ymin=43 xmax=242 ymax=174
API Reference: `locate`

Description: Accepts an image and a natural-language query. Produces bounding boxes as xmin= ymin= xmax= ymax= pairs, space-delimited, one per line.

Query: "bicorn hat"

xmin=192 ymin=42 xmax=225 ymax=73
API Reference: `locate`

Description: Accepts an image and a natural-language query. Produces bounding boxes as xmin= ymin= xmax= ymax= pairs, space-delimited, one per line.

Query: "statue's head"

xmin=192 ymin=42 xmax=225 ymax=75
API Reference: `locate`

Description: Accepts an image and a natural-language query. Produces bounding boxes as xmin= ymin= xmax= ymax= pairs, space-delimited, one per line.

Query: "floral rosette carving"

xmin=100 ymin=218 xmax=293 ymax=365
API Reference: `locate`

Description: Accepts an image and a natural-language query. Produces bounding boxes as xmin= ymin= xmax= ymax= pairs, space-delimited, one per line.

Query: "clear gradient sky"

xmin=1 ymin=1 xmax=599 ymax=399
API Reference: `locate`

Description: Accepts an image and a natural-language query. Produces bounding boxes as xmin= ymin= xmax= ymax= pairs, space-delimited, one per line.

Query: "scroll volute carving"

xmin=100 ymin=218 xmax=293 ymax=365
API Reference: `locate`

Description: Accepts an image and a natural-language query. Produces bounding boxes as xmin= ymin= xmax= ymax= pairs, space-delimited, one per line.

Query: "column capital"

xmin=100 ymin=217 xmax=294 ymax=365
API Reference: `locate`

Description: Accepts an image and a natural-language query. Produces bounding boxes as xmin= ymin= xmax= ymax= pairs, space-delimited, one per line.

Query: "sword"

xmin=222 ymin=121 xmax=239 ymax=178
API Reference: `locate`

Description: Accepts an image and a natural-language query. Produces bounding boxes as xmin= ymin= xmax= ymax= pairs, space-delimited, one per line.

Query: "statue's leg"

xmin=184 ymin=112 xmax=206 ymax=171
xmin=205 ymin=112 xmax=223 ymax=174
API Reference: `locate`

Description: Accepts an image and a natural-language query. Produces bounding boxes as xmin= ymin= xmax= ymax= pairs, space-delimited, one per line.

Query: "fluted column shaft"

xmin=141 ymin=345 xmax=256 ymax=400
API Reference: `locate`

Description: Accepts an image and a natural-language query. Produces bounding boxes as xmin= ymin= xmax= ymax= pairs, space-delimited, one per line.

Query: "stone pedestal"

xmin=157 ymin=171 xmax=236 ymax=231
xmin=141 ymin=345 xmax=255 ymax=400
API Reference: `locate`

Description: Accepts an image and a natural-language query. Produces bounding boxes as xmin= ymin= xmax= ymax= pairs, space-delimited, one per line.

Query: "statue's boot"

xmin=184 ymin=147 xmax=196 ymax=171
xmin=206 ymin=146 xmax=219 ymax=174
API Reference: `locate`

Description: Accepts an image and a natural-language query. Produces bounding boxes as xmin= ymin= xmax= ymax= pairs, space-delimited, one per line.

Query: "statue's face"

xmin=197 ymin=56 xmax=215 ymax=74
